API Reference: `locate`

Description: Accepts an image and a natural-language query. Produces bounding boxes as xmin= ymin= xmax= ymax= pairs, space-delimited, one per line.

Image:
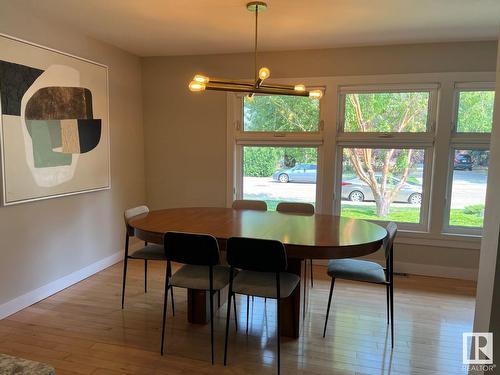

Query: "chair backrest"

xmin=124 ymin=205 xmax=149 ymax=236
xmin=232 ymin=200 xmax=267 ymax=211
xmin=226 ymin=237 xmax=287 ymax=272
xmin=164 ymin=232 xmax=221 ymax=266
xmin=276 ymin=202 xmax=315 ymax=215
xmin=384 ymin=222 xmax=398 ymax=259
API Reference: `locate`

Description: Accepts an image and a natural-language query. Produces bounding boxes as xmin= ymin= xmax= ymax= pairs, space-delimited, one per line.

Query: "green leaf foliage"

xmin=244 ymin=95 xmax=319 ymax=132
xmin=457 ymin=91 xmax=495 ymax=133
xmin=344 ymin=92 xmax=429 ymax=132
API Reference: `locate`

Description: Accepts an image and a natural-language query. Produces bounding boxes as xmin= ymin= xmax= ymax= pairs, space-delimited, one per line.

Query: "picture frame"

xmin=0 ymin=33 xmax=110 ymax=205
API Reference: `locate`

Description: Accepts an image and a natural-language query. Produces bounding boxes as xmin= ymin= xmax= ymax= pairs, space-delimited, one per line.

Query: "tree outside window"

xmin=343 ymin=92 xmax=429 ymax=217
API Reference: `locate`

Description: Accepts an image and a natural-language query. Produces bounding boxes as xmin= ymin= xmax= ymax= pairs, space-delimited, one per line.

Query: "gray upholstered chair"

xmin=224 ymin=237 xmax=300 ymax=375
xmin=276 ymin=202 xmax=315 ymax=289
xmin=121 ymin=205 xmax=173 ymax=311
xmin=161 ymin=232 xmax=237 ymax=363
xmin=231 ymin=199 xmax=267 ymax=211
xmin=323 ymin=222 xmax=397 ymax=346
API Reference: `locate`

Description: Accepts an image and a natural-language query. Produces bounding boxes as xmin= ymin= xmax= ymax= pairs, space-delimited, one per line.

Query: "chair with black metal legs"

xmin=276 ymin=202 xmax=315 ymax=290
xmin=160 ymin=232 xmax=237 ymax=364
xmin=323 ymin=222 xmax=397 ymax=347
xmin=232 ymin=199 xmax=268 ymax=328
xmin=223 ymin=237 xmax=300 ymax=374
xmin=121 ymin=206 xmax=173 ymax=312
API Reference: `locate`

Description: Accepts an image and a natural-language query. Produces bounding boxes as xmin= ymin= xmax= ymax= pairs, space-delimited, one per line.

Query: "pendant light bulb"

xmin=309 ymin=89 xmax=323 ymax=99
xmin=294 ymin=84 xmax=306 ymax=92
xmin=193 ymin=74 xmax=210 ymax=84
xmin=258 ymin=67 xmax=270 ymax=80
xmin=189 ymin=81 xmax=206 ymax=92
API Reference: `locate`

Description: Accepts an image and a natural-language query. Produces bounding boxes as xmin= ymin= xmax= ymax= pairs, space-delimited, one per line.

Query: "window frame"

xmin=241 ymin=93 xmax=323 ymax=134
xmin=442 ymin=82 xmax=494 ymax=235
xmin=333 ymin=84 xmax=439 ymax=231
xmin=228 ymin=86 xmax=326 ymax=211
xmin=337 ymin=84 xmax=438 ymax=143
xmin=333 ymin=143 xmax=434 ymax=232
xmin=226 ymin=72 xmax=496 ymax=249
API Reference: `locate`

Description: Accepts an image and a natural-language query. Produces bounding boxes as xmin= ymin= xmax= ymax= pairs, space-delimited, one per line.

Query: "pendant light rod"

xmin=204 ymin=82 xmax=309 ymax=97
xmin=188 ymin=1 xmax=323 ymax=100
xmin=254 ymin=3 xmax=258 ymax=82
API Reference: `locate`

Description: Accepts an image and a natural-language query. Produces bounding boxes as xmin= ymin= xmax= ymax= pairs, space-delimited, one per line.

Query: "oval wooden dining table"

xmin=129 ymin=207 xmax=387 ymax=339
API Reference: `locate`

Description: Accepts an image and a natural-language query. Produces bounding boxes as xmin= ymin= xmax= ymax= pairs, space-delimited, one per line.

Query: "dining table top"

xmin=129 ymin=207 xmax=387 ymax=260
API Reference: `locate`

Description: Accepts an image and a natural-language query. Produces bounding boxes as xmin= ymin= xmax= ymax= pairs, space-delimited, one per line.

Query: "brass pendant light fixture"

xmin=188 ymin=1 xmax=323 ymax=99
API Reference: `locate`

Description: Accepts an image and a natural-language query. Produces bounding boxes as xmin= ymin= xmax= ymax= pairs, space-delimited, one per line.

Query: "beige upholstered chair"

xmin=232 ymin=199 xmax=268 ymax=321
xmin=276 ymin=202 xmax=315 ymax=289
xmin=161 ymin=232 xmax=237 ymax=363
xmin=323 ymin=222 xmax=398 ymax=346
xmin=224 ymin=237 xmax=300 ymax=375
xmin=121 ymin=205 xmax=173 ymax=311
xmin=231 ymin=199 xmax=267 ymax=211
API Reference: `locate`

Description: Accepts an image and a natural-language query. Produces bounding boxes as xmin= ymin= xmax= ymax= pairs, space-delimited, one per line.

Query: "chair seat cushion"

xmin=130 ymin=244 xmax=166 ymax=260
xmin=327 ymin=259 xmax=386 ymax=283
xmin=232 ymin=270 xmax=300 ymax=299
xmin=170 ymin=264 xmax=234 ymax=291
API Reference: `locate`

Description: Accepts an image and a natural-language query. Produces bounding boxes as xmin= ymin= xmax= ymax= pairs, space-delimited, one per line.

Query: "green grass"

xmin=341 ymin=203 xmax=484 ymax=227
xmin=341 ymin=204 xmax=421 ymax=223
xmin=449 ymin=210 xmax=484 ymax=227
xmin=263 ymin=199 xmax=484 ymax=228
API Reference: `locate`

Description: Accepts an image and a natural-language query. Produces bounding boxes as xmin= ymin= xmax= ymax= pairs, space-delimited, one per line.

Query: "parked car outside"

xmin=272 ymin=164 xmax=317 ymax=183
xmin=454 ymin=153 xmax=473 ymax=171
xmin=341 ymin=175 xmax=422 ymax=204
xmin=272 ymin=165 xmax=422 ymax=205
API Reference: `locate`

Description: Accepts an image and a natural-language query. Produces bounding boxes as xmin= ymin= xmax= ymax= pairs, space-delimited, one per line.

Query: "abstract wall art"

xmin=0 ymin=34 xmax=110 ymax=205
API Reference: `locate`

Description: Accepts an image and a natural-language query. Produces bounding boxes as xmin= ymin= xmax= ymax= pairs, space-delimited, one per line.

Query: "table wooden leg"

xmin=188 ymin=286 xmax=228 ymax=324
xmin=187 ymin=289 xmax=209 ymax=324
xmin=279 ymin=258 xmax=306 ymax=338
xmin=186 ymin=259 xmax=307 ymax=340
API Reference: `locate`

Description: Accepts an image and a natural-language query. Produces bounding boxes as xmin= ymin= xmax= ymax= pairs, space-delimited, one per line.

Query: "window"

xmin=448 ymin=149 xmax=489 ymax=228
xmin=336 ymin=86 xmax=436 ymax=229
xmin=456 ymin=91 xmax=495 ymax=133
xmin=228 ymin=75 xmax=496 ymax=242
xmin=445 ymin=84 xmax=495 ymax=233
xmin=243 ymin=95 xmax=320 ymax=132
xmin=232 ymin=94 xmax=323 ymax=211
xmin=343 ymin=92 xmax=430 ymax=132
xmin=340 ymin=147 xmax=425 ymax=223
xmin=242 ymin=146 xmax=317 ymax=210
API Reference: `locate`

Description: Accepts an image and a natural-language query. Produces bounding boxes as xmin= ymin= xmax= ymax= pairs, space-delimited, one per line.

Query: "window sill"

xmin=396 ymin=230 xmax=481 ymax=250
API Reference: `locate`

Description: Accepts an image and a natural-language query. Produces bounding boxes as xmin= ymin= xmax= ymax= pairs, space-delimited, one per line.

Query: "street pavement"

xmin=243 ymin=169 xmax=487 ymax=209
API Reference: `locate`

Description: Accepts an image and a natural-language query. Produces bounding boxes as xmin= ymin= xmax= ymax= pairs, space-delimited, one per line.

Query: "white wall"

xmin=0 ymin=2 xmax=145 ymax=315
xmin=472 ymin=36 xmax=500 ymax=370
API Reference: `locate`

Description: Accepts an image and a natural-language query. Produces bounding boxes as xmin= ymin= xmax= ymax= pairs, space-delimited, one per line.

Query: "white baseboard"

xmin=393 ymin=261 xmax=478 ymax=281
xmin=314 ymin=259 xmax=478 ymax=280
xmin=0 ymin=250 xmax=123 ymax=320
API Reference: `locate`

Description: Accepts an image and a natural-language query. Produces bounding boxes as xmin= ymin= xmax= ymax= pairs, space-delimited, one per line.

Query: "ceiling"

xmin=14 ymin=0 xmax=500 ymax=56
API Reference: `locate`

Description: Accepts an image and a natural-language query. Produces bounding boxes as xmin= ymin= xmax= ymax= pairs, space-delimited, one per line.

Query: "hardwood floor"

xmin=0 ymin=261 xmax=476 ymax=374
